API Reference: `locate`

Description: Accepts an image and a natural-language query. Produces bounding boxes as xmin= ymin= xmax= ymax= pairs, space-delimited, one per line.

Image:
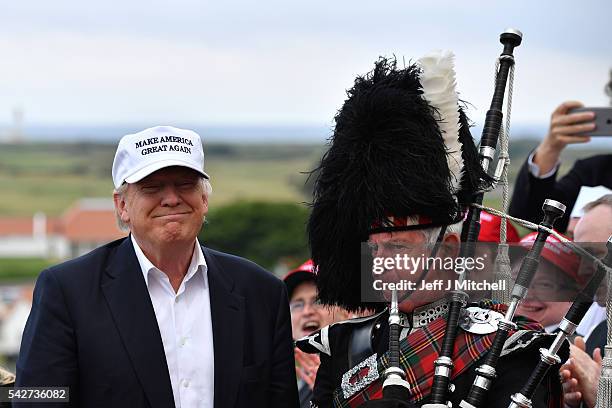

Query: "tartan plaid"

xmin=332 ymin=304 xmax=548 ymax=408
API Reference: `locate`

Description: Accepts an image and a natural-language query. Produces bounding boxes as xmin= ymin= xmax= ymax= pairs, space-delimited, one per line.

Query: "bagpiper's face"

xmin=368 ymin=229 xmax=459 ymax=313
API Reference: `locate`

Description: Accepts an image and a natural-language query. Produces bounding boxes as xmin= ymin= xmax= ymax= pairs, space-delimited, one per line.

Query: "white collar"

xmin=544 ymin=324 xmax=559 ymax=333
xmin=130 ymin=234 xmax=207 ymax=288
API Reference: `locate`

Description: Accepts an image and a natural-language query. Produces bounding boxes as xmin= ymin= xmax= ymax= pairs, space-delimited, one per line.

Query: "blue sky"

xmin=1 ymin=0 xmax=610 ymax=133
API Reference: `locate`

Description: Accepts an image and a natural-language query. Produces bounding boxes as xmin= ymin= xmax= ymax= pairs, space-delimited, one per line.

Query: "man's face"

xmin=574 ymin=204 xmax=612 ymax=305
xmin=516 ymin=260 xmax=578 ymax=328
xmin=368 ymin=229 xmax=458 ymax=312
xmin=289 ymin=281 xmax=346 ymax=340
xmin=369 ymin=229 xmax=428 ymax=283
xmin=574 ymin=205 xmax=612 ymax=243
xmin=114 ymin=166 xmax=208 ymax=249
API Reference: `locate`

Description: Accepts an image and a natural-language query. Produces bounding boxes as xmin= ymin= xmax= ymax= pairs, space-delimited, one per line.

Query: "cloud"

xmin=0 ymin=0 xmax=610 ymax=125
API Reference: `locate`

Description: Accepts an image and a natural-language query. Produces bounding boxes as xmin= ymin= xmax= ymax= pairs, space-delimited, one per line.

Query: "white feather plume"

xmin=417 ymin=50 xmax=464 ymax=193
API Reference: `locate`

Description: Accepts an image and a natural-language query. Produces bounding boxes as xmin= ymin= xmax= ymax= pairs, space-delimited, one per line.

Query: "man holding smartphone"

xmin=509 ymin=100 xmax=612 ymax=233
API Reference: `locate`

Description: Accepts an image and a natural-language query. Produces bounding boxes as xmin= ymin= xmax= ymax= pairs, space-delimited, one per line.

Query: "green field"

xmin=0 ymin=142 xmax=323 ymax=216
xmin=0 ymin=139 xmax=605 ymax=216
xmin=0 ymin=139 xmax=606 ymax=280
xmin=0 ymin=142 xmax=324 ymax=279
xmin=0 ymin=258 xmax=55 ymax=282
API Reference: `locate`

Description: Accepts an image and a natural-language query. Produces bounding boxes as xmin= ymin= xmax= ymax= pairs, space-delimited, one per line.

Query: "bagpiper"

xmin=297 ymin=52 xmax=568 ymax=408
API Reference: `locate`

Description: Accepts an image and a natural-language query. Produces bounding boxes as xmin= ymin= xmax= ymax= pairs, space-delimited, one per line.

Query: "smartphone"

xmin=568 ymin=107 xmax=612 ymax=136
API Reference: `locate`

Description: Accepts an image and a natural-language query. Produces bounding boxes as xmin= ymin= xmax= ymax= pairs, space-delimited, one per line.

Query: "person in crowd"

xmin=284 ymin=259 xmax=350 ymax=408
xmin=509 ymin=101 xmax=612 ymax=233
xmin=0 ymin=285 xmax=33 ymax=361
xmin=560 ymin=194 xmax=612 ymax=408
xmin=16 ymin=126 xmax=298 ymax=408
xmin=285 ymin=260 xmax=350 ymax=341
xmin=514 ymin=232 xmax=582 ymax=333
xmin=561 ymin=337 xmax=603 ymax=408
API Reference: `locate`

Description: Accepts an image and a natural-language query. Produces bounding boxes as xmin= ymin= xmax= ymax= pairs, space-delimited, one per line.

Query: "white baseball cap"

xmin=112 ymin=125 xmax=210 ymax=189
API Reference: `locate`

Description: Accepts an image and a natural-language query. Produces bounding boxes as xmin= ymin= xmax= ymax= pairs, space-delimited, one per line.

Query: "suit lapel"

xmin=204 ymin=248 xmax=245 ymax=408
xmin=101 ymin=238 xmax=175 ymax=408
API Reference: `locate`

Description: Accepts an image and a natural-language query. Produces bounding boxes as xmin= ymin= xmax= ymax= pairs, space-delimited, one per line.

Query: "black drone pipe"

xmin=458 ymin=199 xmax=566 ymax=408
xmin=507 ymin=236 xmax=612 ymax=408
xmin=422 ymin=28 xmax=523 ymax=408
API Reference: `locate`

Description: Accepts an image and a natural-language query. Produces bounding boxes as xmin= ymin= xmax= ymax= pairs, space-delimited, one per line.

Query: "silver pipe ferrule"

xmin=509 ymin=392 xmax=533 ymax=408
xmin=558 ymin=318 xmax=578 ymax=337
xmin=505 ymin=299 xmax=520 ymax=321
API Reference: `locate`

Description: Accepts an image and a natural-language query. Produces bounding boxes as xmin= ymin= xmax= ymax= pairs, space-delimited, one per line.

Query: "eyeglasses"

xmin=290 ymin=299 xmax=323 ymax=313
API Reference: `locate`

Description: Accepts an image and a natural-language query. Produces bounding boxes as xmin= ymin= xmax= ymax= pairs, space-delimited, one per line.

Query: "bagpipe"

xmin=372 ymin=29 xmax=612 ymax=408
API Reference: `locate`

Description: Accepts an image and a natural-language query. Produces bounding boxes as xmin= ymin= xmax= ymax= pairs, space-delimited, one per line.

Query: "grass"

xmin=0 ymin=258 xmax=55 ymax=281
xmin=1 ymin=139 xmax=606 ymax=216
xmin=0 ymin=174 xmax=113 ymax=216
xmin=206 ymin=158 xmax=313 ymax=206
xmin=0 ymin=142 xmax=321 ymax=216
xmin=0 ymin=142 xmax=320 ymax=280
xmin=0 ymin=139 xmax=606 ymax=217
xmin=0 ymin=139 xmax=607 ymax=281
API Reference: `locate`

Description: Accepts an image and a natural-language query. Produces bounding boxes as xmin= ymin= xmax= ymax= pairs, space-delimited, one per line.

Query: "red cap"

xmin=519 ymin=232 xmax=581 ymax=281
xmin=478 ymin=211 xmax=520 ymax=243
xmin=283 ymin=260 xmax=316 ymax=298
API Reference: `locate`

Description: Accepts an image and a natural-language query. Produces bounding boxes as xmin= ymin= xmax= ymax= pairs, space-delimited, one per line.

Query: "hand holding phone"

xmin=568 ymin=107 xmax=612 ymax=136
xmin=532 ymin=101 xmax=594 ymax=175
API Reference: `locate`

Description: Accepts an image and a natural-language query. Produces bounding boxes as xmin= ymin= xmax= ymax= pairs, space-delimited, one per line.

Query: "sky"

xmin=1 ymin=0 xmax=611 ymax=138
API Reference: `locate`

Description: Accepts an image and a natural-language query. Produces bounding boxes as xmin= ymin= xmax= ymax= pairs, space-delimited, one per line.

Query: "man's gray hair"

xmin=583 ymin=193 xmax=612 ymax=213
xmin=113 ymin=178 xmax=212 ymax=232
xmin=424 ymin=220 xmax=463 ymax=246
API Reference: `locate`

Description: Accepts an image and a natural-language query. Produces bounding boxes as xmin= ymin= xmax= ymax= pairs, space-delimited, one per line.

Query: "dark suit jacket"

xmin=16 ymin=237 xmax=298 ymax=408
xmin=509 ymin=153 xmax=612 ymax=232
xmin=297 ymin=379 xmax=312 ymax=408
xmin=586 ymin=320 xmax=608 ymax=357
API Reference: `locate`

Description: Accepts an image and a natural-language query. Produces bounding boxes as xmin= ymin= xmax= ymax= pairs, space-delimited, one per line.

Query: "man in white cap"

xmin=16 ymin=126 xmax=299 ymax=408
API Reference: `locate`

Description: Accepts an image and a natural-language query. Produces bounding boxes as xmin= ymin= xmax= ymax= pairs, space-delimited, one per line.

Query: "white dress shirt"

xmin=131 ymin=235 xmax=214 ymax=408
xmin=577 ymin=303 xmax=607 ymax=342
xmin=543 ymin=304 xmax=606 ymax=338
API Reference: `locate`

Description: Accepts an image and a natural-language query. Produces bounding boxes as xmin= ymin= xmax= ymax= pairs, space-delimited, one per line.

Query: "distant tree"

xmin=199 ymin=201 xmax=310 ymax=271
xmin=288 ymin=166 xmax=319 ymax=200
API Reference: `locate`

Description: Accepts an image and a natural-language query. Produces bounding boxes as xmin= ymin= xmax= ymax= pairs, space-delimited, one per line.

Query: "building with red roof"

xmin=0 ymin=199 xmax=126 ymax=259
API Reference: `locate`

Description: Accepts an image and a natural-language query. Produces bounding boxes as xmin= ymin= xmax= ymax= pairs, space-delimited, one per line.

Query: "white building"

xmin=0 ymin=198 xmax=126 ymax=260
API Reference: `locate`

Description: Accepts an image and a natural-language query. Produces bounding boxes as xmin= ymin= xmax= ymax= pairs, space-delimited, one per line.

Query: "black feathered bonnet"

xmin=308 ymin=55 xmax=491 ymax=311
